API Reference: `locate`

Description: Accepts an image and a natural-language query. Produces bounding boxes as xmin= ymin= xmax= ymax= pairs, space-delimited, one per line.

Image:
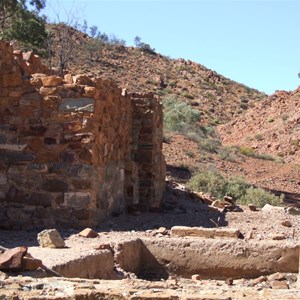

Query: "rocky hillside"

xmin=45 ymin=24 xmax=266 ymax=125
xmin=218 ymin=88 xmax=300 ymax=163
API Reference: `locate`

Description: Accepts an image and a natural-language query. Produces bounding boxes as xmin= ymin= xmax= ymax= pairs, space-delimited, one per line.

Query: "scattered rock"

xmin=248 ymin=204 xmax=257 ymax=211
xmin=0 ymin=270 xmax=8 ymax=280
xmin=0 ymin=246 xmax=27 ymax=270
xmin=281 ymin=220 xmax=292 ymax=228
xmin=251 ymin=276 xmax=267 ymax=285
xmin=271 ymin=234 xmax=286 ymax=240
xmin=79 ymin=228 xmax=99 ymax=238
xmin=211 ymin=200 xmax=225 ymax=209
xmin=285 ymin=207 xmax=300 ymax=215
xmin=37 ymin=229 xmax=65 ymax=248
xmin=245 ymin=230 xmax=254 ymax=240
xmin=156 ymin=227 xmax=168 ymax=235
xmin=191 ymin=274 xmax=201 ymax=281
xmin=223 ymin=196 xmax=234 ymax=204
xmin=270 ymin=280 xmax=289 ymax=289
xmin=225 ymin=278 xmax=233 ymax=286
xmin=94 ymin=243 xmax=112 ymax=251
xmin=268 ymin=272 xmax=286 ymax=281
xmin=261 ymin=204 xmax=284 ymax=213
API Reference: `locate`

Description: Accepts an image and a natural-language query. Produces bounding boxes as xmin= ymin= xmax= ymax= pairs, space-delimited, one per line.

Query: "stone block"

xmin=0 ymin=72 xmax=22 ymax=87
xmin=6 ymin=207 xmax=34 ymax=229
xmin=71 ymin=179 xmax=92 ymax=190
xmin=171 ymin=226 xmax=242 ymax=239
xmin=83 ymin=86 xmax=96 ymax=97
xmin=0 ymin=144 xmax=27 ymax=151
xmin=0 ymin=173 xmax=7 ymax=185
xmin=0 ymin=151 xmax=35 ymax=164
xmin=37 ymin=229 xmax=65 ymax=248
xmin=64 ymin=74 xmax=73 ymax=84
xmin=73 ymin=74 xmax=93 ymax=85
xmin=19 ymin=92 xmax=42 ymax=106
xmin=64 ymin=192 xmax=91 ymax=209
xmin=28 ymin=192 xmax=52 ymax=207
xmin=73 ymin=209 xmax=90 ymax=220
xmin=42 ymin=179 xmax=68 ymax=192
xmin=68 ymin=165 xmax=93 ymax=179
xmin=41 ymin=75 xmax=63 ymax=87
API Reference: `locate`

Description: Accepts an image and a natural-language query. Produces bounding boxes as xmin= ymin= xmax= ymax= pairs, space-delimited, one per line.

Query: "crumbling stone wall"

xmin=0 ymin=41 xmax=165 ymax=229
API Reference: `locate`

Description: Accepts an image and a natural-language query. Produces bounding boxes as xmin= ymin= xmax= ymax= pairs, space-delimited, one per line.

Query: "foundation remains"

xmin=0 ymin=40 xmax=165 ymax=229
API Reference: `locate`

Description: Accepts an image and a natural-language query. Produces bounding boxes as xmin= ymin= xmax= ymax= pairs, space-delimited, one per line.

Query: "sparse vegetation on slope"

xmin=38 ymin=22 xmax=266 ymax=124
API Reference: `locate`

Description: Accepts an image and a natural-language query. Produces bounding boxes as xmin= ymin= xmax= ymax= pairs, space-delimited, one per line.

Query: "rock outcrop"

xmin=0 ymin=40 xmax=165 ymax=229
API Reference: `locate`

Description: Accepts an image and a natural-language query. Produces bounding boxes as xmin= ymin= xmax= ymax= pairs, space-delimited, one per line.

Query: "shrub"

xmin=199 ymin=138 xmax=221 ymax=153
xmin=239 ymin=147 xmax=255 ymax=157
xmin=187 ymin=170 xmax=283 ymax=207
xmin=218 ymin=146 xmax=238 ymax=162
xmin=133 ymin=36 xmax=156 ymax=54
xmin=186 ymin=170 xmax=226 ymax=199
xmin=254 ymin=134 xmax=263 ymax=141
xmin=238 ymin=187 xmax=284 ymax=207
xmin=225 ymin=176 xmax=250 ymax=201
xmin=255 ymin=153 xmax=275 ymax=161
xmin=268 ymin=117 xmax=274 ymax=123
xmin=163 ymin=96 xmax=201 ymax=132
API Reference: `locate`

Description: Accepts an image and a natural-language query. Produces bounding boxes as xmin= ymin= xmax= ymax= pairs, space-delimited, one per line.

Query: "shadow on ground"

xmin=98 ymin=180 xmax=228 ymax=232
xmin=0 ymin=180 xmax=229 ymax=248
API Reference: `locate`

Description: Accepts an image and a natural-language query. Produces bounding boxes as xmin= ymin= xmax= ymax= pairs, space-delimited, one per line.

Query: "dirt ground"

xmin=1 ymin=133 xmax=300 ymax=299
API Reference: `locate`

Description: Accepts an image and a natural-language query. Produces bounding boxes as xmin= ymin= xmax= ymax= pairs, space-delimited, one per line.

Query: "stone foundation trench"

xmin=28 ymin=228 xmax=299 ymax=281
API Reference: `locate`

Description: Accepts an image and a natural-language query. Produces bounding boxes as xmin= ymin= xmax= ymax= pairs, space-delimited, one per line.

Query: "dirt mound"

xmin=218 ymin=88 xmax=300 ymax=163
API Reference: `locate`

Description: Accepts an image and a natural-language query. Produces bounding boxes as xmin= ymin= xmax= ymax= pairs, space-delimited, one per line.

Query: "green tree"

xmin=0 ymin=0 xmax=47 ymax=52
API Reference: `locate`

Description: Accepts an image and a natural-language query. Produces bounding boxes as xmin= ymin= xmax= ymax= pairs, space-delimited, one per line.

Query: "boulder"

xmin=37 ymin=229 xmax=65 ymax=248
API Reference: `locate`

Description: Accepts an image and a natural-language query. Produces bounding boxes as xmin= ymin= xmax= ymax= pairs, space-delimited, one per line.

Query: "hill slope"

xmin=218 ymin=88 xmax=300 ymax=163
xmin=45 ymin=24 xmax=266 ymax=124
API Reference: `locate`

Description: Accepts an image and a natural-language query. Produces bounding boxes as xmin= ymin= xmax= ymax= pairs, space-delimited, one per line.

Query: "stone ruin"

xmin=0 ymin=40 xmax=166 ymax=229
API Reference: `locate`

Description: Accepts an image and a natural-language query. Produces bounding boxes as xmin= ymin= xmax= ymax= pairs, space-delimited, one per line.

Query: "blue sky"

xmin=43 ymin=0 xmax=300 ymax=94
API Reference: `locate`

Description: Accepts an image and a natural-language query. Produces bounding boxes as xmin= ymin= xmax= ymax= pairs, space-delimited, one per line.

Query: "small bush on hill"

xmin=199 ymin=138 xmax=221 ymax=153
xmin=218 ymin=146 xmax=239 ymax=162
xmin=239 ymin=146 xmax=255 ymax=157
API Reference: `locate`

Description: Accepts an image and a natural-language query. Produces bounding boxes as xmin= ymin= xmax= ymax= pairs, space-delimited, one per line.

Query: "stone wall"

xmin=0 ymin=41 xmax=165 ymax=229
